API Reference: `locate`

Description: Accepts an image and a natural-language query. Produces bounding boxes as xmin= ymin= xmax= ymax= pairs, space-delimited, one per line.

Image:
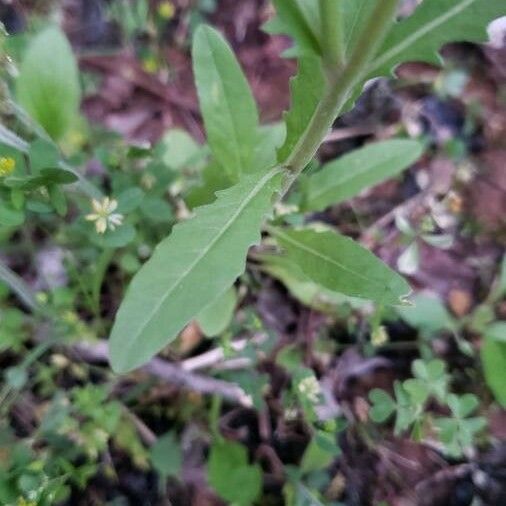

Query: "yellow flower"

xmin=0 ymin=156 xmax=15 ymax=176
xmin=86 ymin=197 xmax=124 ymax=234
xmin=158 ymin=1 xmax=175 ymax=20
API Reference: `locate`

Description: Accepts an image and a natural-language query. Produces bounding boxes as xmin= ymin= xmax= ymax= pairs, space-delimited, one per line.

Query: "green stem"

xmin=285 ymin=0 xmax=398 ymax=177
xmin=0 ymin=122 xmax=102 ymax=199
xmin=319 ymin=0 xmax=344 ymax=69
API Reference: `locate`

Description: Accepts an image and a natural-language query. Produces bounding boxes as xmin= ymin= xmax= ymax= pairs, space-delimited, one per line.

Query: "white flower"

xmin=86 ymin=197 xmax=124 ymax=234
xmin=298 ymin=376 xmax=321 ymax=404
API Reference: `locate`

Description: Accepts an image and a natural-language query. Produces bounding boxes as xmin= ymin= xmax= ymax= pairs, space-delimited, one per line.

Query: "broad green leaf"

xmin=260 ymin=252 xmax=366 ymax=313
xmin=277 ymin=56 xmax=325 ymax=163
xmin=0 ymin=203 xmax=25 ymax=227
xmin=207 ymin=440 xmax=262 ymax=506
xmin=368 ymin=0 xmax=505 ymax=78
xmin=156 ymin=129 xmax=206 ymax=171
xmin=396 ymin=292 xmax=456 ymax=333
xmin=196 ymin=287 xmax=237 ymax=337
xmin=149 ymin=432 xmax=182 ymax=479
xmin=252 ymin=123 xmax=286 ymax=172
xmin=304 ymin=140 xmax=423 ymax=211
xmin=185 ymin=161 xmax=233 ymax=209
xmin=16 ymin=27 xmax=81 ymax=141
xmin=264 ymin=0 xmax=321 ymax=56
xmin=273 ymin=226 xmax=411 ymax=305
xmin=481 ymin=335 xmax=506 ymax=407
xmin=192 ymin=25 xmax=259 ymax=180
xmin=110 ymin=168 xmax=283 ymax=373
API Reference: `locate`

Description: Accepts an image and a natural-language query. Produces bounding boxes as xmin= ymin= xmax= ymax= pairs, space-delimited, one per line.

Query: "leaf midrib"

xmin=308 ymin=149 xmax=410 ymax=204
xmin=275 ymin=228 xmax=391 ymax=294
xmin=132 ymin=168 xmax=279 ymax=340
xmin=369 ymin=0 xmax=476 ymax=74
xmin=204 ymin=29 xmax=253 ymax=176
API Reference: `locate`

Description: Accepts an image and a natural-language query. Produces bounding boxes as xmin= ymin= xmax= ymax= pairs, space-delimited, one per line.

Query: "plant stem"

xmin=0 ymin=122 xmax=102 ymax=199
xmin=285 ymin=0 xmax=399 ymax=177
xmin=319 ymin=0 xmax=344 ymax=69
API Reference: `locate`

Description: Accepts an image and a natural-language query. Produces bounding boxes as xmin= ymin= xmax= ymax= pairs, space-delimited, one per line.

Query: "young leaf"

xmin=207 ymin=440 xmax=262 ymax=506
xmin=272 ymin=227 xmax=410 ymax=305
xmin=368 ymin=0 xmax=505 ymax=78
xmin=277 ymin=56 xmax=326 ymax=163
xmin=304 ymin=139 xmax=423 ymax=211
xmin=192 ymin=25 xmax=259 ymax=180
xmin=16 ymin=27 xmax=81 ymax=141
xmin=109 ymin=168 xmax=283 ymax=373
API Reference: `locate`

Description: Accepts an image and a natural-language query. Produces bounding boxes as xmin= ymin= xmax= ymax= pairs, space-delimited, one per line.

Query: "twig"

xmin=181 ymin=333 xmax=268 ymax=372
xmin=72 ymin=341 xmax=253 ymax=407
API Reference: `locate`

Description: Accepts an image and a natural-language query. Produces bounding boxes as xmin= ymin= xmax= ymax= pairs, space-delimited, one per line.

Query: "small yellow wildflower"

xmin=158 ymin=1 xmax=175 ymax=20
xmin=0 ymin=156 xmax=15 ymax=176
xmin=86 ymin=197 xmax=124 ymax=234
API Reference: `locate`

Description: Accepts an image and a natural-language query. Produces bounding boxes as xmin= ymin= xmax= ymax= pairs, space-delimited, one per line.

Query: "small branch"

xmin=181 ymin=333 xmax=268 ymax=372
xmin=284 ymin=0 xmax=399 ymax=175
xmin=72 ymin=341 xmax=253 ymax=407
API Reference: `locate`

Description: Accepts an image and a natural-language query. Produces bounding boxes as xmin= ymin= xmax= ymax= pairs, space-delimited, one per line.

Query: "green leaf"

xmin=109 ymin=168 xmax=283 ymax=373
xmin=196 ymin=286 xmax=237 ymax=337
xmin=207 ymin=440 xmax=262 ymax=506
xmin=156 ymin=129 xmax=206 ymax=171
xmin=342 ymin=0 xmax=379 ymax=57
xmin=264 ymin=0 xmax=321 ymax=56
xmin=0 ymin=203 xmax=25 ymax=227
xmin=16 ymin=27 xmax=81 ymax=140
xmin=448 ymin=393 xmax=479 ymax=419
xmin=481 ymin=335 xmax=506 ymax=407
xmin=369 ymin=389 xmax=396 ymax=423
xmin=272 ymin=226 xmax=411 ymax=305
xmin=304 ymin=140 xmax=423 ymax=211
xmin=149 ymin=432 xmax=182 ymax=479
xmin=91 ymin=224 xmax=136 ymax=249
xmin=396 ymin=292 xmax=456 ymax=333
xmin=260 ymin=252 xmax=366 ymax=313
xmin=192 ymin=25 xmax=259 ymax=180
xmin=277 ymin=56 xmax=325 ymax=164
xmin=368 ymin=0 xmax=505 ymax=78
xmin=300 ymin=430 xmax=340 ymax=474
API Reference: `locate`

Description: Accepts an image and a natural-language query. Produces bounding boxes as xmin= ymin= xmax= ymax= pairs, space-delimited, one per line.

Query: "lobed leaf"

xmin=368 ymin=0 xmax=505 ymax=78
xmin=264 ymin=0 xmax=321 ymax=56
xmin=272 ymin=226 xmax=411 ymax=305
xmin=277 ymin=56 xmax=325 ymax=164
xmin=304 ymin=139 xmax=423 ymax=211
xmin=109 ymin=168 xmax=283 ymax=373
xmin=192 ymin=25 xmax=259 ymax=181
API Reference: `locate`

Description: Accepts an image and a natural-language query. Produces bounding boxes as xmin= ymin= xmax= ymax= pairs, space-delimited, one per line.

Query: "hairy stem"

xmin=319 ymin=0 xmax=344 ymax=69
xmin=285 ymin=0 xmax=399 ymax=177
